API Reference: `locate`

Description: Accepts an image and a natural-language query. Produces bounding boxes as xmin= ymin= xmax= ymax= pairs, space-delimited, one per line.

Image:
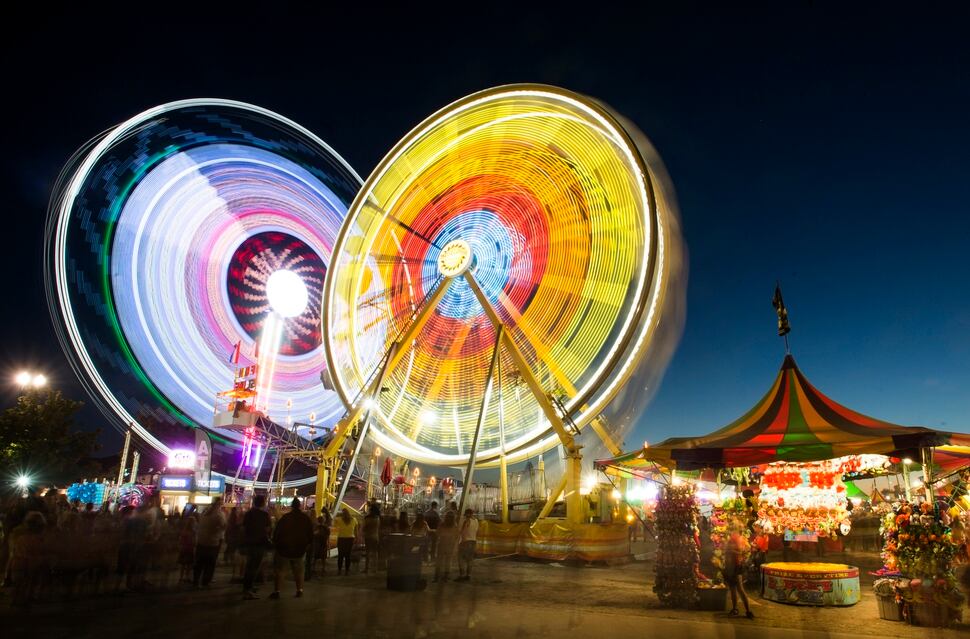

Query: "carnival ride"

xmin=313 ymin=84 xmax=684 ymax=524
xmin=45 ymin=99 xmax=362 ymax=489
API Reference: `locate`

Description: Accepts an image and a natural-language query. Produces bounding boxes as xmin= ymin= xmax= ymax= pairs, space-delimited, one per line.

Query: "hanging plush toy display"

xmin=757 ymin=461 xmax=850 ymax=539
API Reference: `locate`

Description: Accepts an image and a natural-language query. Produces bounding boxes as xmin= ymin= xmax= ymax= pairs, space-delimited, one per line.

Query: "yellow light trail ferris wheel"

xmin=323 ymin=85 xmax=681 ymax=477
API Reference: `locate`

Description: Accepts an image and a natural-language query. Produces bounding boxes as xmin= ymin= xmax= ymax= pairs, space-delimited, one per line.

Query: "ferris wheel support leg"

xmin=332 ymin=417 xmax=372 ymax=513
xmin=535 ymin=472 xmax=567 ymax=521
xmin=314 ymin=464 xmax=329 ymax=517
xmin=322 ymin=276 xmax=456 ymax=461
xmin=464 ymin=271 xmax=585 ymax=523
xmin=458 ymin=327 xmax=504 ymax=517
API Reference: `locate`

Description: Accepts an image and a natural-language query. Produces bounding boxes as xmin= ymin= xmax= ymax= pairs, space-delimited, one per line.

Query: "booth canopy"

xmin=933 ymin=446 xmax=970 ymax=473
xmin=597 ymin=355 xmax=955 ymax=471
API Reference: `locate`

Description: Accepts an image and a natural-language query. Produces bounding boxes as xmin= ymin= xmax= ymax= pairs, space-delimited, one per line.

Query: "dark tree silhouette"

xmin=0 ymin=390 xmax=100 ymax=485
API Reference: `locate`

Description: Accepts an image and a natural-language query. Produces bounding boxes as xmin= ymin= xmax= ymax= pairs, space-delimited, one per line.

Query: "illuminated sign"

xmin=158 ymin=475 xmax=224 ymax=493
xmin=168 ymin=449 xmax=196 ymax=469
xmin=200 ymin=476 xmax=225 ymax=493
xmin=160 ymin=476 xmax=192 ymax=490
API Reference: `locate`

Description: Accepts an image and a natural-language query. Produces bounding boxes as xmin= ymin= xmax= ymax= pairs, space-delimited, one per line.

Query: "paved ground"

xmin=2 ymin=549 xmax=968 ymax=639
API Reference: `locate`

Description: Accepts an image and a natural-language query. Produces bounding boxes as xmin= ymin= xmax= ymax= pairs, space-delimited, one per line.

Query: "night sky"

xmin=2 ymin=4 xmax=968 ymax=456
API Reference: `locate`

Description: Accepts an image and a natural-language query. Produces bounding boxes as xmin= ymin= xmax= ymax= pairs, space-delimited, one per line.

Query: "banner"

xmin=194 ymin=429 xmax=212 ymax=496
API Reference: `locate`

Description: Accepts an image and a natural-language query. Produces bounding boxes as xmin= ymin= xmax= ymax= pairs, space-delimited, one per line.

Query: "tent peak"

xmin=781 ymin=354 xmax=798 ymax=370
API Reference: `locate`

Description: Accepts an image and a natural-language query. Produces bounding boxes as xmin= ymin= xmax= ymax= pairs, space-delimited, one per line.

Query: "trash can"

xmin=386 ymin=533 xmax=426 ymax=591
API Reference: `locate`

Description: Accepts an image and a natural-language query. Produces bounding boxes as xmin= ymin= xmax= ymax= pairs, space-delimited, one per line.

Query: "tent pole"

xmin=921 ymin=447 xmax=934 ymax=502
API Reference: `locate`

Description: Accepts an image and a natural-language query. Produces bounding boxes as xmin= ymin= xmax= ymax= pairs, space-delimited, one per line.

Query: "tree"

xmin=0 ymin=390 xmax=100 ymax=485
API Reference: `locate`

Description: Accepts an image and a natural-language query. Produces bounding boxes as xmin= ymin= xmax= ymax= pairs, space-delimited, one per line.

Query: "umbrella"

xmin=380 ymin=457 xmax=393 ymax=486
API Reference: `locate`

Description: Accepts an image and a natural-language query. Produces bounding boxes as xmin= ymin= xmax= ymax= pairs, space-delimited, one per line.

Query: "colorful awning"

xmin=933 ymin=446 xmax=970 ymax=473
xmin=598 ymin=355 xmax=952 ymax=471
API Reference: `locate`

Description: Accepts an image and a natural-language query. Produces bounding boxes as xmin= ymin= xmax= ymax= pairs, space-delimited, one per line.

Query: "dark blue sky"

xmin=1 ymin=4 xmax=967 ymax=453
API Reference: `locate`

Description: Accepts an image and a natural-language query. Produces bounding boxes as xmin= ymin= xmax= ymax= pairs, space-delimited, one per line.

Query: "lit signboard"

xmin=168 ymin=449 xmax=196 ymax=469
xmin=159 ymin=475 xmax=224 ymax=493
xmin=160 ymin=476 xmax=192 ymax=490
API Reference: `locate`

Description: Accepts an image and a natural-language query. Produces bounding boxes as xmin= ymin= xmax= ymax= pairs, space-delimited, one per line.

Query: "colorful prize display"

xmin=324 ymin=84 xmax=680 ymax=466
xmin=46 ymin=100 xmax=362 ymax=474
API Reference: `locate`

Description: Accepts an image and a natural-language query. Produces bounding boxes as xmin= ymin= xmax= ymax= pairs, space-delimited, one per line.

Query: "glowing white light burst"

xmin=266 ymin=269 xmax=310 ymax=318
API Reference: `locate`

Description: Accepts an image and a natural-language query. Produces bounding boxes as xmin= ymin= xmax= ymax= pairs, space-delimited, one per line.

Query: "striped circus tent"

xmin=599 ymin=355 xmax=953 ymax=471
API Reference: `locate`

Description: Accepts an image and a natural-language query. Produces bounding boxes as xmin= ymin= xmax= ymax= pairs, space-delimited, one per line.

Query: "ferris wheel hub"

xmin=437 ymin=239 xmax=473 ymax=278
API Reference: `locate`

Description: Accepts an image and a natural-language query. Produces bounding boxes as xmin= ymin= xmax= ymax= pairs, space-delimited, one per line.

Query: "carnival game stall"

xmin=598 ymin=354 xmax=963 ymax=619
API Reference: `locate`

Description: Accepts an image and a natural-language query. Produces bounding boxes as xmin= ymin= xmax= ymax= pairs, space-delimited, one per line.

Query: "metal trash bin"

xmin=386 ymin=533 xmax=426 ymax=591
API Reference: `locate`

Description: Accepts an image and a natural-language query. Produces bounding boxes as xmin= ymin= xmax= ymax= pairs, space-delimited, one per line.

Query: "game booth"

xmin=598 ymin=354 xmax=967 ymax=625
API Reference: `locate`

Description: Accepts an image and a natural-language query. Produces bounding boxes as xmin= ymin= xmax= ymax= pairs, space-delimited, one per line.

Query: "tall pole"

xmin=266 ymin=450 xmax=280 ymax=502
xmin=117 ymin=428 xmax=132 ymax=485
xmin=130 ymin=451 xmax=141 ymax=485
xmin=367 ymin=455 xmax=376 ymax=501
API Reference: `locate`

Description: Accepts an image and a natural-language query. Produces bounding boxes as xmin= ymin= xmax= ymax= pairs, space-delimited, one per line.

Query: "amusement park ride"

xmin=46 ymin=86 xmax=684 ymax=534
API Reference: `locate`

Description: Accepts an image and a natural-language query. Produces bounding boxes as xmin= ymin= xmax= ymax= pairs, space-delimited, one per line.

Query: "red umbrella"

xmin=380 ymin=457 xmax=393 ymax=486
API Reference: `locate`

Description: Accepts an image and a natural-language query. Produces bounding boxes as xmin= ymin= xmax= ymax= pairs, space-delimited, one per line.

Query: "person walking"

xmin=725 ymin=524 xmax=754 ymax=619
xmin=456 ymin=508 xmax=478 ymax=582
xmin=362 ymin=503 xmax=381 ymax=574
xmin=433 ymin=510 xmax=458 ymax=583
xmin=193 ymin=497 xmax=227 ymax=587
xmin=334 ymin=508 xmax=358 ymax=576
xmin=241 ymin=495 xmax=272 ymax=600
xmin=270 ymin=497 xmax=314 ymax=598
xmin=424 ymin=502 xmax=440 ymax=562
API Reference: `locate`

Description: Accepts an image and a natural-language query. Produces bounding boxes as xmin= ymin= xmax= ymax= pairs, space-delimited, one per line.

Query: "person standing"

xmin=270 ymin=498 xmax=314 ymax=598
xmin=334 ymin=508 xmax=358 ymax=576
xmin=433 ymin=510 xmax=458 ymax=583
xmin=410 ymin=512 xmax=430 ymax=560
xmin=362 ymin=503 xmax=381 ymax=574
xmin=241 ymin=495 xmax=272 ymax=600
xmin=424 ymin=502 xmax=440 ymax=562
xmin=193 ymin=497 xmax=227 ymax=587
xmin=309 ymin=507 xmax=332 ymax=578
xmin=456 ymin=508 xmax=478 ymax=582
xmin=396 ymin=510 xmax=410 ymax=533
xmin=177 ymin=517 xmax=196 ymax=584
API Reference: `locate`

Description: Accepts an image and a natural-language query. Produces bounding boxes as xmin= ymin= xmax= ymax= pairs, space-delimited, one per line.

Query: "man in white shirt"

xmin=456 ymin=508 xmax=479 ymax=581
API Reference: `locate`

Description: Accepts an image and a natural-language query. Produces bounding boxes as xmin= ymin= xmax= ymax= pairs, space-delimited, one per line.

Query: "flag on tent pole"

xmin=772 ymin=283 xmax=791 ymax=337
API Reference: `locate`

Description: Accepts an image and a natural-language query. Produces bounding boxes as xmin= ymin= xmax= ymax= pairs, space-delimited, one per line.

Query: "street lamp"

xmin=15 ymin=474 xmax=31 ymax=497
xmin=13 ymin=370 xmax=47 ymax=392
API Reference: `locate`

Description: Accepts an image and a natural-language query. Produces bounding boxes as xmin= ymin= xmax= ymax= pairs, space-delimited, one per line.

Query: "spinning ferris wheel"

xmin=45 ymin=99 xmax=361 ymax=485
xmin=321 ymin=85 xmax=682 ymax=520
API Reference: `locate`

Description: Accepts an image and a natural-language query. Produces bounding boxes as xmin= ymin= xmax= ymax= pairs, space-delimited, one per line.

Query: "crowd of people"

xmin=0 ymin=487 xmax=481 ymax=608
